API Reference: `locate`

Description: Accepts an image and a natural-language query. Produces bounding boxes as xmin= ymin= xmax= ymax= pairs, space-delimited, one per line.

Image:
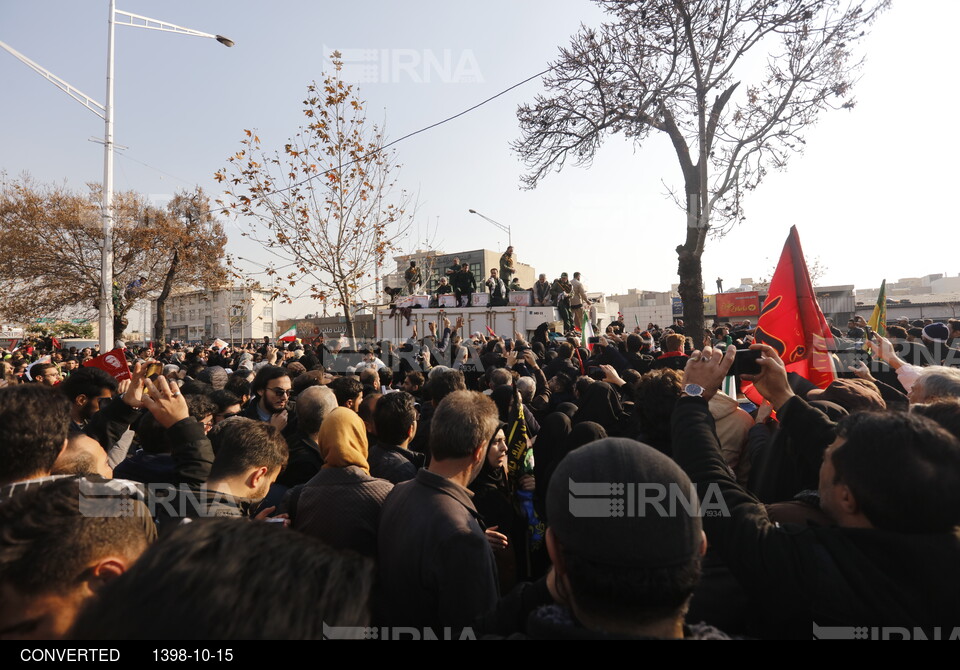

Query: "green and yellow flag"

xmin=867 ymin=280 xmax=887 ymax=337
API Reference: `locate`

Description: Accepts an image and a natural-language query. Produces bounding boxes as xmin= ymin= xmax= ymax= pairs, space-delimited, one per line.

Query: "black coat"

xmin=377 ymin=469 xmax=498 ymax=630
xmin=368 ymin=441 xmax=422 ymax=484
xmin=276 ymin=433 xmax=323 ymax=488
xmin=671 ymin=396 xmax=960 ymax=639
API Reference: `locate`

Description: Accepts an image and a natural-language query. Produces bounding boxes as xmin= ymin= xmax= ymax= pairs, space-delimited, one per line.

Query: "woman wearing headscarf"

xmin=531 ymin=411 xmax=572 ymax=520
xmin=470 ymin=424 xmax=529 ymax=592
xmin=572 ymin=382 xmax=628 ymax=435
xmin=566 ymin=421 xmax=608 ymax=451
xmin=289 ymin=407 xmax=393 ymax=556
xmin=486 ymin=387 xmax=547 ymax=582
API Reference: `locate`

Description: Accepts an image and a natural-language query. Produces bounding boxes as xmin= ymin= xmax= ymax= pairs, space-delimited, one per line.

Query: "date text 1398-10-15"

xmin=153 ymin=649 xmax=234 ymax=662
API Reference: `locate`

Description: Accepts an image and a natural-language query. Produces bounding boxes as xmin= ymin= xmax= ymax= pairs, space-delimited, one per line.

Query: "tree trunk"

xmin=153 ymin=249 xmax=180 ymax=345
xmin=113 ymin=314 xmax=128 ymax=343
xmin=343 ymin=302 xmax=356 ymax=345
xmin=677 ymin=204 xmax=707 ymax=348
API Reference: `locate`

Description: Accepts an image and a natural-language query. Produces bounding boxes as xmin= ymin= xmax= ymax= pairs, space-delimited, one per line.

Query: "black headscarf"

xmin=566 ymin=421 xmax=608 ymax=452
xmin=471 ymin=421 xmax=509 ymax=493
xmin=534 ymin=412 xmax=573 ymax=522
xmin=533 ymin=323 xmax=550 ymax=348
xmin=573 ymin=382 xmax=625 ymax=432
xmin=554 ymin=402 xmax=578 ymax=419
xmin=490 ymin=385 xmax=519 ymax=424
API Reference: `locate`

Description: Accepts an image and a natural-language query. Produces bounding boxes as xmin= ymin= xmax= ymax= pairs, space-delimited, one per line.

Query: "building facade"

xmin=150 ymin=287 xmax=275 ymax=344
xmin=276 ymin=314 xmax=376 ymax=341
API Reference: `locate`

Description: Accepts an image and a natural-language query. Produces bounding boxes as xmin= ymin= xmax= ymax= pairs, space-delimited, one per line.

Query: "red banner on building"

xmin=716 ymin=291 xmax=760 ymax=320
xmin=83 ymin=348 xmax=132 ymax=382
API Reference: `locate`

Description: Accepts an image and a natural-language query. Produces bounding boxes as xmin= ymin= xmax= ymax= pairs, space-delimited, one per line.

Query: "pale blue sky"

xmin=2 ymin=1 xmax=957 ymax=321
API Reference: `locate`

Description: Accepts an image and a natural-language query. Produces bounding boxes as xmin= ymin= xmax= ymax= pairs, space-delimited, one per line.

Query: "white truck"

xmin=376 ymin=303 xmax=561 ymax=343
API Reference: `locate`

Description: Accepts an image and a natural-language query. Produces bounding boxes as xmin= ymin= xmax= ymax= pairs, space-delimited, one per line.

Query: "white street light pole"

xmin=1 ymin=4 xmax=233 ymax=352
xmin=102 ymin=0 xmax=116 ymax=353
xmin=468 ymin=209 xmax=511 ymax=247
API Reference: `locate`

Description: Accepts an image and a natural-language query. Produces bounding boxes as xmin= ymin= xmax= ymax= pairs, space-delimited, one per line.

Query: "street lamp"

xmin=468 ymin=209 xmax=512 ymax=248
xmin=1 ymin=2 xmax=233 ymax=352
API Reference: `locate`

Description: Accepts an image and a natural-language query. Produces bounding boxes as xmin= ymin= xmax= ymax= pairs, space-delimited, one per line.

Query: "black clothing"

xmin=519 ymin=605 xmax=731 ymax=640
xmin=113 ymin=451 xmax=175 ymax=486
xmin=153 ymin=417 xmax=258 ymax=534
xmin=572 ymin=382 xmax=626 ymax=433
xmin=276 ymin=433 xmax=323 ymax=488
xmin=377 ymin=469 xmax=498 ymax=629
xmin=368 ymin=441 xmax=423 ymax=484
xmin=672 ymin=396 xmax=960 ymax=639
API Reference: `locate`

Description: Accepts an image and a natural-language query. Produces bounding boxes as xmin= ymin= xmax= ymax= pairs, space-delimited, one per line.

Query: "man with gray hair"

xmin=869 ymin=333 xmax=960 ymax=403
xmin=909 ymin=366 xmax=960 ymax=404
xmin=516 ymin=376 xmax=536 ymax=405
xmin=378 ymin=390 xmax=500 ymax=632
xmin=487 ymin=367 xmax=513 ymax=392
xmin=277 ymin=386 xmax=337 ymax=487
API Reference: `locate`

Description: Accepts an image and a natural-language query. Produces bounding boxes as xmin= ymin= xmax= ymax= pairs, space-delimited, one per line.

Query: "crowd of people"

xmin=2 ymin=310 xmax=960 ymax=640
xmin=397 ymin=248 xmax=596 ymax=329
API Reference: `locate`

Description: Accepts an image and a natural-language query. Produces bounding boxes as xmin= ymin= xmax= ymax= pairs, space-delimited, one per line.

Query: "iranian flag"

xmin=582 ymin=310 xmax=595 ymax=350
xmin=278 ymin=325 xmax=298 ymax=342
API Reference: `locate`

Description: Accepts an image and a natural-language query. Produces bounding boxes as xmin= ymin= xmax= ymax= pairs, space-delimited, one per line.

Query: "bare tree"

xmin=515 ymin=0 xmax=889 ymax=338
xmin=216 ymin=52 xmax=415 ymax=341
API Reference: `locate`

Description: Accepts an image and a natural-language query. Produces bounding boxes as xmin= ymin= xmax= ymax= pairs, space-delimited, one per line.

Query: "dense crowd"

xmin=2 ymin=311 xmax=960 ymax=640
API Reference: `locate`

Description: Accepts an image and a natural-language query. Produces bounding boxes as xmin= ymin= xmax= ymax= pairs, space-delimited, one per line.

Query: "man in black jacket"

xmin=674 ymin=344 xmax=960 ymax=639
xmin=141 ymin=377 xmax=288 ymax=533
xmin=369 ymin=392 xmax=423 ymax=484
xmin=276 ymin=386 xmax=336 ymax=488
xmin=377 ymin=390 xmax=500 ymax=632
xmin=452 ymin=262 xmax=477 ymax=308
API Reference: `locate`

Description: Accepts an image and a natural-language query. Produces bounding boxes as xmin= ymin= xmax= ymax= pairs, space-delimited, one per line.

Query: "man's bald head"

xmin=52 ymin=434 xmax=112 ymax=479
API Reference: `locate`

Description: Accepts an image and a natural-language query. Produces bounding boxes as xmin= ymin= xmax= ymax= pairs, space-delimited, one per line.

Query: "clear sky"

xmin=2 ymin=0 xmax=957 ymax=322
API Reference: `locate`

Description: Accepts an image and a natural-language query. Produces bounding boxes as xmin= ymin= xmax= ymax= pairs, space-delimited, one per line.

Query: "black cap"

xmin=547 ymin=438 xmax=702 ymax=569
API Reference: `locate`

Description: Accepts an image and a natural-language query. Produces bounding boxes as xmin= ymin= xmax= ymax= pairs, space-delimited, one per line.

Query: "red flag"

xmin=83 ymin=348 xmax=132 ymax=382
xmin=51 ymin=337 xmax=62 ymax=350
xmin=486 ymin=326 xmax=497 ymax=338
xmin=752 ymin=227 xmax=836 ymax=390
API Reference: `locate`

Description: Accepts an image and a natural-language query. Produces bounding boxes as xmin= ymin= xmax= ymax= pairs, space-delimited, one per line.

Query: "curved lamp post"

xmin=1 ymin=1 xmax=233 ymax=351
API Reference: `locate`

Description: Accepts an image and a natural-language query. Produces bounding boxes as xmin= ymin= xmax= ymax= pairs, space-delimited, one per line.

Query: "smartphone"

xmin=864 ymin=326 xmax=875 ymax=341
xmin=145 ymin=362 xmax=163 ymax=377
xmin=728 ymin=349 xmax=762 ymax=377
xmin=587 ymin=366 xmax=605 ymax=380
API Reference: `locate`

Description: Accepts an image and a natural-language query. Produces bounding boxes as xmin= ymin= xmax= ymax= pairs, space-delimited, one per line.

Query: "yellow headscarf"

xmin=318 ymin=407 xmax=370 ymax=473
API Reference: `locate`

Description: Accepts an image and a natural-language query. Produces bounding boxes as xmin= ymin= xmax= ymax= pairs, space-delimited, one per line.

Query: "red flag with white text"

xmin=83 ymin=348 xmax=132 ymax=382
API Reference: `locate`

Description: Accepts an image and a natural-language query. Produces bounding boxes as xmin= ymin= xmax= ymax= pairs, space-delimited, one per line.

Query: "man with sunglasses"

xmin=243 ymin=366 xmax=293 ymax=430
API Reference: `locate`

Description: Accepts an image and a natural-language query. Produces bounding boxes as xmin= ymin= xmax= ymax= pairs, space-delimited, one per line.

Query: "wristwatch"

xmin=682 ymin=384 xmax=705 ymax=398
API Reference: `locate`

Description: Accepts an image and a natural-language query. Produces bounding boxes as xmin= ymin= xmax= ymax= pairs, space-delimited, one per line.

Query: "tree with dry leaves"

xmin=515 ymin=0 xmax=888 ymax=338
xmin=215 ymin=52 xmax=414 ymax=341
xmin=151 ymin=188 xmax=229 ymax=343
xmin=0 ymin=176 xmax=227 ymax=338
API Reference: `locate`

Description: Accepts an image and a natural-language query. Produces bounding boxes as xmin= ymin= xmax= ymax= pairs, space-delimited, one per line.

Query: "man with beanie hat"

xmin=524 ymin=438 xmax=727 ymax=639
